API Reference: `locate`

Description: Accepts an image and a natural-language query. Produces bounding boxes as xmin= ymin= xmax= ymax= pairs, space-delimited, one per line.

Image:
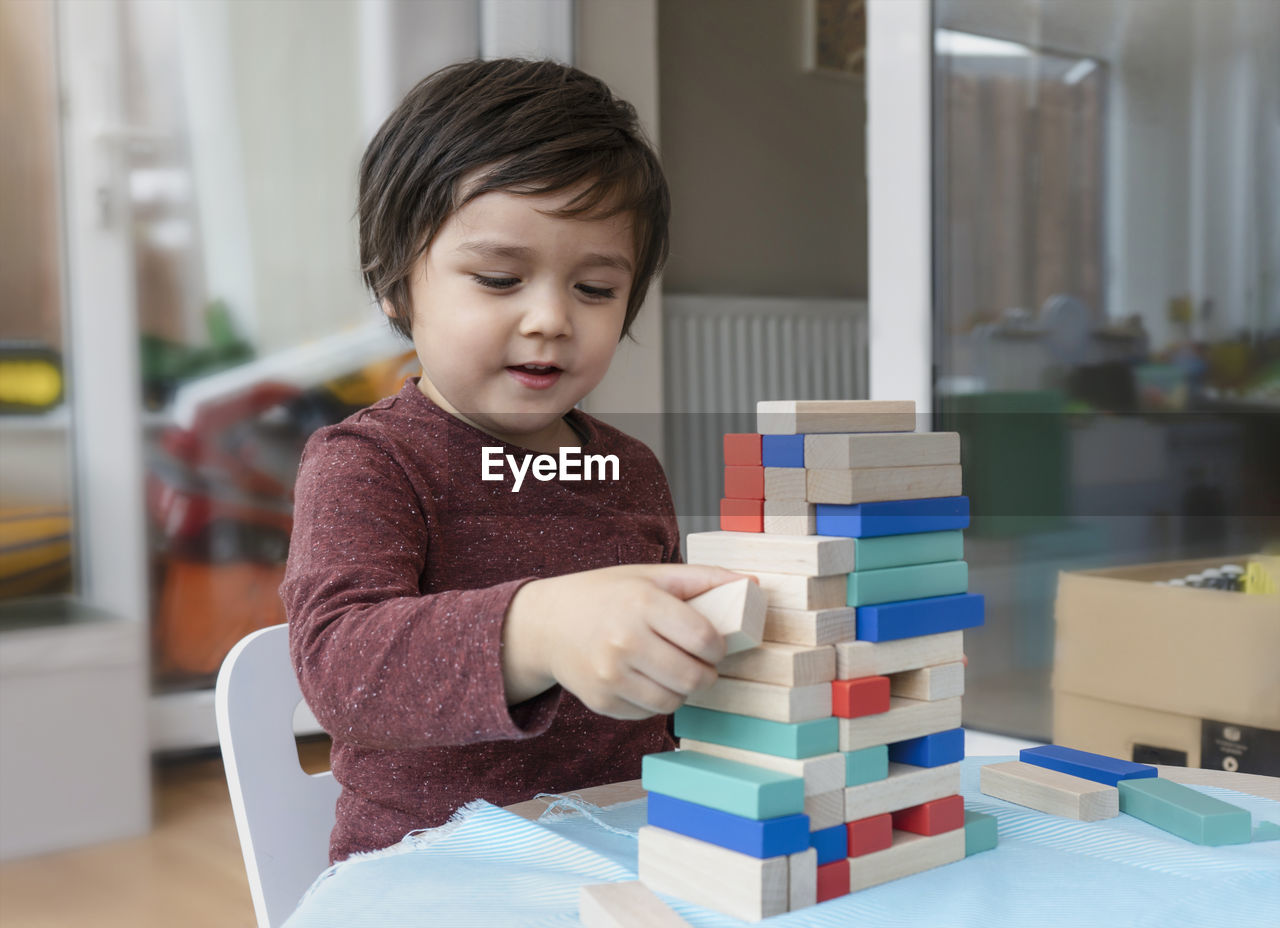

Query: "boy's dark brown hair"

xmin=358 ymin=58 xmax=669 ymax=341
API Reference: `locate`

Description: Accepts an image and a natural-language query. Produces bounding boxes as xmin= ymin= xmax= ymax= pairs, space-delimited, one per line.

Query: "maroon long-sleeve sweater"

xmin=282 ymin=380 xmax=679 ymax=863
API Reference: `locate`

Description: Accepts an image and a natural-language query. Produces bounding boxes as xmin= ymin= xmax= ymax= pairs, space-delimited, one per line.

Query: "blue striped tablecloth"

xmin=284 ymin=757 xmax=1280 ymax=927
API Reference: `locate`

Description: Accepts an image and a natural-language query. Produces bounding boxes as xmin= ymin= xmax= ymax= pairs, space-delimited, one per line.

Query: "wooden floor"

xmin=0 ymin=738 xmax=332 ymax=928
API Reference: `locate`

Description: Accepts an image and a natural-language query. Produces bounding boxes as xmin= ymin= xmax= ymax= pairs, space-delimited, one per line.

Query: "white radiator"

xmin=663 ymin=294 xmax=869 ymax=534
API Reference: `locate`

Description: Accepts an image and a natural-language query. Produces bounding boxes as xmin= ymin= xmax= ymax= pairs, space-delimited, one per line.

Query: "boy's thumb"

xmin=644 ymin=564 xmax=756 ymax=602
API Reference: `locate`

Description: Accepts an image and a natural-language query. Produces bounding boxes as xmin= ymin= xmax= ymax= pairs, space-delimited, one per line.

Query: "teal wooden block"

xmin=844 ymin=745 xmax=889 ymax=786
xmin=963 ymin=809 xmax=998 ymax=856
xmin=641 ymin=750 xmax=805 ymax=820
xmin=673 ymin=706 xmax=839 ymax=759
xmin=1117 ymin=778 xmax=1252 ymax=846
xmin=846 ymin=560 xmax=968 ymax=606
xmin=852 ymin=531 xmax=964 ymax=572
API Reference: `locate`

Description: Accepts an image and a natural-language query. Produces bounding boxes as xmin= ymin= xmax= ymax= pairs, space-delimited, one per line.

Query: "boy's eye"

xmin=473 ymin=275 xmax=519 ymax=290
xmin=577 ymin=284 xmax=616 ymax=299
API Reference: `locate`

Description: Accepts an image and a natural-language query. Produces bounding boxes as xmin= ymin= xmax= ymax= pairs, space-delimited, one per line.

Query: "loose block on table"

xmin=816 ymin=859 xmax=850 ymax=902
xmin=846 ymin=561 xmax=968 ymax=607
xmin=804 ymin=431 xmax=960 ymax=470
xmin=806 ymin=465 xmax=962 ymax=506
xmin=757 ymin=400 xmax=916 ymax=435
xmin=685 ymin=677 xmax=832 ymax=724
xmin=846 ymin=813 xmax=892 ymax=857
xmin=724 ymin=433 xmax=762 ymax=467
xmin=889 ymin=662 xmax=965 ymax=701
xmin=1019 ymin=744 xmax=1157 ymax=787
xmin=687 ymin=577 xmax=765 ymax=655
xmin=844 ymin=762 xmax=962 ymax=822
xmin=674 ymin=706 xmax=839 ymax=759
xmin=847 ymin=829 xmax=965 ymax=892
xmin=836 ymin=631 xmax=964 ymax=679
xmin=844 ymin=745 xmax=890 ymax=786
xmin=788 ymin=847 xmax=817 ymax=911
xmin=638 ymin=825 xmax=788 ymax=923
xmin=754 ymin=572 xmax=847 ymax=610
xmin=816 ymin=496 xmax=970 ymax=538
xmin=764 ymin=500 xmax=816 ymax=535
xmin=855 ymin=593 xmax=985 ymax=642
xmin=1117 ymin=777 xmax=1252 ymax=846
xmin=679 ymin=740 xmax=845 ymax=796
xmin=809 ymin=823 xmax=847 ymax=865
xmin=762 ymin=434 xmax=805 ymax=468
xmin=831 ymin=676 xmax=890 ymax=718
xmin=838 ymin=696 xmax=962 ymax=752
xmin=963 ymin=809 xmax=998 ymax=856
xmin=641 ymin=750 xmax=805 ymax=820
xmin=686 ymin=531 xmax=854 ymax=577
xmin=724 ymin=465 xmax=765 ymax=500
xmin=851 ymin=530 xmax=964 ymax=572
xmin=646 ymin=791 xmax=811 ymax=858
xmin=764 ymin=468 xmax=807 ymax=500
xmin=888 ymin=728 xmax=965 ymax=767
xmin=979 ymin=760 xmax=1118 ymax=822
xmin=764 ymin=606 xmax=855 ymax=646
xmin=717 ymin=642 xmax=837 ymax=687
xmin=720 ymin=498 xmax=763 ymax=533
xmin=579 ymin=881 xmax=692 ymax=928
xmin=892 ymin=795 xmax=964 ymax=836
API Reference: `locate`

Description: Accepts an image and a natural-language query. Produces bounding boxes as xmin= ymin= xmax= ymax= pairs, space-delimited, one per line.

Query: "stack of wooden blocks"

xmin=636 ymin=400 xmax=997 ymax=921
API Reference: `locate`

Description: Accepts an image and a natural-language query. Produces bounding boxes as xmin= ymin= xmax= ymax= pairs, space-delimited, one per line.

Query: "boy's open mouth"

xmin=506 ymin=363 xmax=563 ymax=389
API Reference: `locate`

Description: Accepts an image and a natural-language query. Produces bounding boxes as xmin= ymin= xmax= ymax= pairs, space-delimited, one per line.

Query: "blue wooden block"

xmin=762 ymin=434 xmax=805 ymax=467
xmin=856 ymin=593 xmax=985 ymax=641
xmin=1020 ymin=744 xmax=1158 ymax=787
xmin=646 ymin=791 xmax=811 ymax=858
xmin=889 ymin=729 xmax=965 ymax=767
xmin=815 ymin=496 xmax=970 ymax=538
xmin=809 ymin=823 xmax=848 ymax=865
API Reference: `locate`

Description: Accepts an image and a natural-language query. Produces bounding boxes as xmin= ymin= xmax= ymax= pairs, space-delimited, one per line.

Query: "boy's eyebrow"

xmin=455 ymin=240 xmax=633 ymax=274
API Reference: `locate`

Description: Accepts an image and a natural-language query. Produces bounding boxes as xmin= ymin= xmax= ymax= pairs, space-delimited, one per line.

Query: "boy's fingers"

xmin=627 ymin=635 xmax=718 ymax=697
xmin=646 ymin=602 xmax=726 ymax=666
xmin=637 ymin=563 xmax=753 ymax=602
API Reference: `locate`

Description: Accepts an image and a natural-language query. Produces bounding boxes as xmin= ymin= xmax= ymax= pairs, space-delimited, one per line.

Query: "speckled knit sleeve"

xmin=282 ymin=429 xmax=560 ymax=750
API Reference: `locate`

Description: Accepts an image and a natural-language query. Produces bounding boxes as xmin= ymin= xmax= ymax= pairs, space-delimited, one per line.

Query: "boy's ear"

xmin=378 ymin=298 xmax=396 ymax=319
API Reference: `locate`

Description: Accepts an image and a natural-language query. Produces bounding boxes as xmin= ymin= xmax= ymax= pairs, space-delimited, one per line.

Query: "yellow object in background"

xmin=0 ymin=507 xmax=72 ymax=600
xmin=0 ymin=350 xmax=64 ymax=411
xmin=1242 ymin=557 xmax=1278 ymax=595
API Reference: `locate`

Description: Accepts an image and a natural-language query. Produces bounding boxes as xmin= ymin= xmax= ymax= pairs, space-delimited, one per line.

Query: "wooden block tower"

xmin=637 ymin=400 xmax=994 ymax=920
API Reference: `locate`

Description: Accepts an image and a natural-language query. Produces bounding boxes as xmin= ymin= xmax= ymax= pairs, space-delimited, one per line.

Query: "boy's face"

xmin=396 ymin=182 xmax=634 ymax=453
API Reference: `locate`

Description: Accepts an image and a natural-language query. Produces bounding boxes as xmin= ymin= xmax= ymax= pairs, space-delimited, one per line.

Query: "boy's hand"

xmin=503 ymin=564 xmax=749 ymax=719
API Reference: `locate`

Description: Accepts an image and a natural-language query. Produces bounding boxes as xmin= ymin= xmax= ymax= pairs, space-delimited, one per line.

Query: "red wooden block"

xmin=724 ymin=433 xmax=762 ymax=466
xmin=831 ymin=676 xmax=890 ymax=718
xmin=892 ymin=794 xmax=964 ymax=836
xmin=724 ymin=465 xmax=765 ymax=500
xmin=816 ymin=859 xmax=850 ymax=902
xmin=846 ymin=813 xmax=893 ymax=857
xmin=720 ymin=498 xmax=764 ymax=533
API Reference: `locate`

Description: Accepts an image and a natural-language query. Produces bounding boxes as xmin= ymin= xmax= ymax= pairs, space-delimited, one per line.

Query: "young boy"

xmin=282 ymin=58 xmax=744 ymax=863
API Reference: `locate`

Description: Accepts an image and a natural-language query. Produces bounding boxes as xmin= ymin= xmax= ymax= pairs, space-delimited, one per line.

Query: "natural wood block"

xmin=846 ymin=812 xmax=893 ymax=857
xmin=679 ymin=740 xmax=846 ymax=796
xmin=724 ymin=433 xmax=762 ymax=467
xmin=838 ymin=696 xmax=963 ymax=752
xmin=1117 ymin=777 xmax=1252 ymax=845
xmin=892 ymin=795 xmax=964 ymax=836
xmin=807 ymin=465 xmax=962 ymax=506
xmin=638 ymin=826 xmax=789 ymax=922
xmin=787 ymin=847 xmax=817 ymax=912
xmin=845 ymin=561 xmax=968 ymax=607
xmin=717 ymin=642 xmax=837 ymax=687
xmin=685 ymin=678 xmax=832 ymax=724
xmin=579 ymin=881 xmax=692 ymax=928
xmin=804 ymin=789 xmax=845 ymax=831
xmin=720 ymin=498 xmax=763 ymax=533
xmin=725 ymin=465 xmax=765 ymax=500
xmin=836 ymin=631 xmax=964 ymax=679
xmin=764 ymin=500 xmax=816 ymax=535
xmin=754 ymin=572 xmax=847 ymax=610
xmin=831 ymin=676 xmax=891 ymax=718
xmin=641 ymin=750 xmax=805 ymax=820
xmin=804 ymin=431 xmax=960 ymax=470
xmin=889 ymin=662 xmax=965 ymax=701
xmin=816 ymin=859 xmax=850 ymax=902
xmin=979 ymin=761 xmax=1119 ymax=822
xmin=851 ymin=530 xmax=964 ymax=571
xmin=844 ymin=762 xmax=962 ymax=822
xmin=757 ymin=400 xmax=916 ymax=435
xmin=688 ymin=577 xmax=765 ymax=655
xmin=764 ymin=606 xmax=856 ymax=646
xmin=847 ymin=829 xmax=965 ymax=892
xmin=685 ymin=532 xmax=854 ymax=577
xmin=674 ymin=706 xmax=840 ymax=760
xmin=764 ymin=468 xmax=807 ymax=500
xmin=963 ymin=809 xmax=998 ymax=856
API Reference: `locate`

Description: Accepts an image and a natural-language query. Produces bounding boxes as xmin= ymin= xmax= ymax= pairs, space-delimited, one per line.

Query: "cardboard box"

xmin=1052 ymin=556 xmax=1280 ymax=775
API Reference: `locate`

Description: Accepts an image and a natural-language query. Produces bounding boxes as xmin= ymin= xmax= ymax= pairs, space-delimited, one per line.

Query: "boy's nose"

xmin=518 ymin=287 xmax=574 ymax=339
